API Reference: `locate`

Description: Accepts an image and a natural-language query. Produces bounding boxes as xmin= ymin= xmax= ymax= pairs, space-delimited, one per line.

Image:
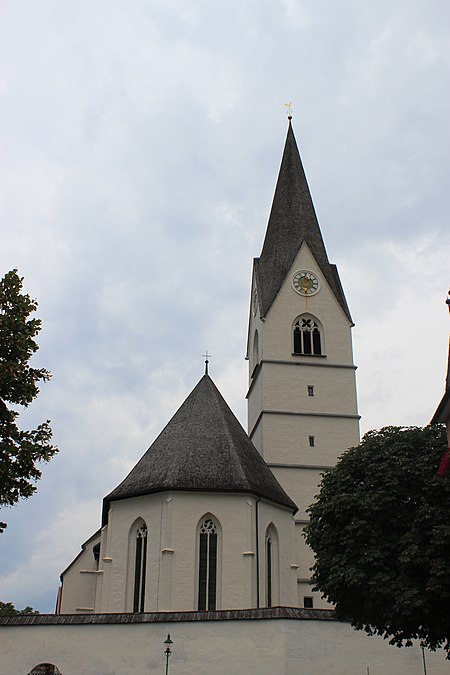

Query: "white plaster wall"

xmin=247 ymin=369 xmax=263 ymax=439
xmin=247 ymin=245 xmax=359 ymax=432
xmin=256 ymin=500 xmax=297 ymax=607
xmin=260 ymin=413 xmax=360 ymax=466
xmin=1 ymin=618 xmax=448 ymax=675
xmin=246 ymin=243 xmax=360 ymax=602
xmin=262 ymin=362 xmax=359 ymax=415
xmin=246 ymin=242 xmax=360 ymax=474
xmin=297 ymin=580 xmax=334 ymax=609
xmin=62 ymin=491 xmax=298 ymax=614
xmin=293 ymin=525 xmax=334 ymax=610
xmin=294 ymin=522 xmax=314 ymax=574
xmin=59 ymin=532 xmax=101 ymax=614
xmin=249 ymin=413 xmax=264 ymax=454
xmin=262 ymin=244 xmax=355 ymax=365
xmin=270 ymin=466 xmax=325 ymax=518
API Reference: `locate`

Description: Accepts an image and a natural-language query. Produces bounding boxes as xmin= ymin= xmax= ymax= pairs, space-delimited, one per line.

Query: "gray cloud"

xmin=1 ymin=0 xmax=449 ymax=611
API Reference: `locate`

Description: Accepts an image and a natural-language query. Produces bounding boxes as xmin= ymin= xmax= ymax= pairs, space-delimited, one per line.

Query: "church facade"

xmin=56 ymin=119 xmax=358 ymax=618
xmin=1 ymin=122 xmax=448 ymax=674
xmin=58 ymin=373 xmax=299 ymax=615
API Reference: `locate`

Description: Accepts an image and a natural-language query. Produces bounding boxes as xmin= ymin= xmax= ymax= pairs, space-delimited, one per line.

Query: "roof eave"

xmin=103 ymin=486 xmax=297 ymax=526
xmin=431 ymin=388 xmax=450 ymax=425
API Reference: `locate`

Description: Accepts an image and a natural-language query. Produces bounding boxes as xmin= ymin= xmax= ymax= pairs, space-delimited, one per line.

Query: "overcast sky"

xmin=1 ymin=0 xmax=449 ymax=613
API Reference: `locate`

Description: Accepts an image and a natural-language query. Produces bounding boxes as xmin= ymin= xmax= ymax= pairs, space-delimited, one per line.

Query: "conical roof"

xmin=254 ymin=120 xmax=352 ymax=322
xmin=103 ymin=374 xmax=297 ymax=523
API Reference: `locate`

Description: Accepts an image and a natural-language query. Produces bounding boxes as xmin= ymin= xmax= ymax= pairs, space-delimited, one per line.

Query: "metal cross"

xmin=202 ymin=351 xmax=211 ymax=375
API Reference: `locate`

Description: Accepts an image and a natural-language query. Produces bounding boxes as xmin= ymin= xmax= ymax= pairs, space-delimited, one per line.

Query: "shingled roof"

xmin=254 ymin=120 xmax=352 ymax=322
xmin=103 ymin=374 xmax=297 ymax=523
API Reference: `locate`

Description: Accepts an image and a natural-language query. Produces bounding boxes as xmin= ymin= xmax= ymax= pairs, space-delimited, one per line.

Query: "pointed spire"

xmin=255 ymin=122 xmax=352 ymax=322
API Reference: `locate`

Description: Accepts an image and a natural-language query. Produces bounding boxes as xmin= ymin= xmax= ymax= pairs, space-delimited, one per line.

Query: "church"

xmin=1 ymin=121 xmax=448 ymax=674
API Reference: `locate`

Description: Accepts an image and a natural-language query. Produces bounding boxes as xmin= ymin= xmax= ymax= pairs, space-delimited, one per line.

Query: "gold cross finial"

xmin=284 ymin=102 xmax=293 ymax=119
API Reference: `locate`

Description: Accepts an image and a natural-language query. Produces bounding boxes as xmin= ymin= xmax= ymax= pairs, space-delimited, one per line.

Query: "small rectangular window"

xmin=307 ymin=385 xmax=314 ymax=396
xmin=309 ymin=436 xmax=315 ymax=447
xmin=303 ymin=596 xmax=314 ymax=609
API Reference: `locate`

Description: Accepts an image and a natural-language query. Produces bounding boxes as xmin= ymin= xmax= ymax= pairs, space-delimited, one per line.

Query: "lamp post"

xmin=421 ymin=644 xmax=427 ymax=675
xmin=163 ymin=634 xmax=173 ymax=675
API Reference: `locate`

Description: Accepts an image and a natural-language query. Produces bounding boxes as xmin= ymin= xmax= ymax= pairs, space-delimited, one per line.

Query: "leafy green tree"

xmin=0 ymin=601 xmax=39 ymax=615
xmin=0 ymin=269 xmax=58 ymax=533
xmin=304 ymin=425 xmax=450 ymax=656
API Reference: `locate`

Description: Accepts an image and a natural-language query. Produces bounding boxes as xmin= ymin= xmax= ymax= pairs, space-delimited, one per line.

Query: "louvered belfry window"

xmin=198 ymin=517 xmax=218 ymax=611
xmin=133 ymin=524 xmax=147 ymax=612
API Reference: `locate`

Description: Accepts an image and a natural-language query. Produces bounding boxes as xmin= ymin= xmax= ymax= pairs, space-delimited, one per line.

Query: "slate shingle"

xmin=103 ymin=375 xmax=297 ymax=523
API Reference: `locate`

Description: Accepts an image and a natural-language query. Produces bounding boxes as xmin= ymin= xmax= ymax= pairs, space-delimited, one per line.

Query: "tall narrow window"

xmin=265 ymin=524 xmax=279 ymax=607
xmin=198 ymin=517 xmax=218 ymax=611
xmin=93 ymin=542 xmax=100 ymax=570
xmin=253 ymin=330 xmax=259 ymax=369
xmin=293 ymin=315 xmax=323 ymax=356
xmin=266 ymin=533 xmax=273 ymax=607
xmin=133 ymin=523 xmax=147 ymax=612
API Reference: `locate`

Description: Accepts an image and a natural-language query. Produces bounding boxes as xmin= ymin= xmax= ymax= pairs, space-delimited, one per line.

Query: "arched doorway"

xmin=28 ymin=664 xmax=62 ymax=675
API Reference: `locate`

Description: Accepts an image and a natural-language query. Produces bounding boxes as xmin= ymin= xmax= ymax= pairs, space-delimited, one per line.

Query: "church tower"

xmin=247 ymin=119 xmax=360 ymax=607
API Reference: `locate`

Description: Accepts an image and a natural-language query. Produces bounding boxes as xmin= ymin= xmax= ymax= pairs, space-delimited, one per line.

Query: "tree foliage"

xmin=0 ymin=269 xmax=58 ymax=532
xmin=0 ymin=601 xmax=39 ymax=615
xmin=304 ymin=425 xmax=450 ymax=656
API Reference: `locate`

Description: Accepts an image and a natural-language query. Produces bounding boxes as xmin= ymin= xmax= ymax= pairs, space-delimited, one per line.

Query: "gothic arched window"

xmin=253 ymin=329 xmax=259 ymax=369
xmin=133 ymin=523 xmax=147 ymax=612
xmin=293 ymin=315 xmax=323 ymax=356
xmin=198 ymin=516 xmax=218 ymax=611
xmin=265 ymin=524 xmax=279 ymax=608
xmin=266 ymin=533 xmax=273 ymax=607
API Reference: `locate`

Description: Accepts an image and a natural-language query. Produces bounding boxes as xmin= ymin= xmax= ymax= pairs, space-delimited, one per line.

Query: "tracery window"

xmin=133 ymin=523 xmax=147 ymax=612
xmin=198 ymin=517 xmax=218 ymax=611
xmin=293 ymin=315 xmax=323 ymax=356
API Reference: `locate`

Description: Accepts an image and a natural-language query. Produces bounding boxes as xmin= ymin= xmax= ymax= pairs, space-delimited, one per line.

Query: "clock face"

xmin=292 ymin=270 xmax=320 ymax=296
